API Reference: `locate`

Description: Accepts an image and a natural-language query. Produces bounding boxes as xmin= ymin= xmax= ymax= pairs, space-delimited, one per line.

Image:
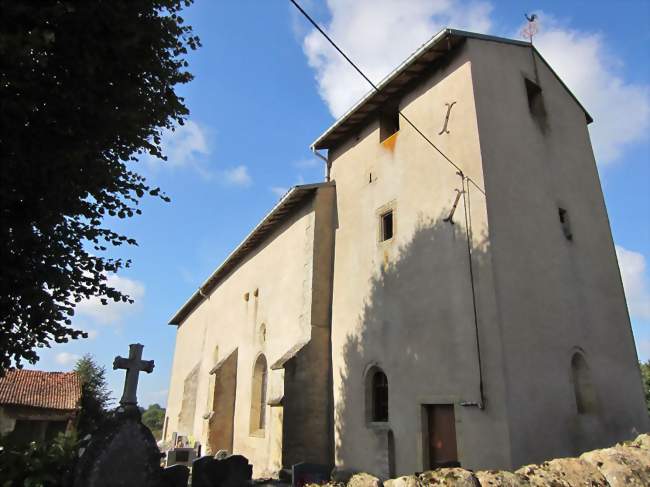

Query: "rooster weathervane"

xmin=522 ymin=13 xmax=539 ymax=44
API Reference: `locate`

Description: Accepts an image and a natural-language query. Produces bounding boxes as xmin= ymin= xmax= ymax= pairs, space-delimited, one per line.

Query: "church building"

xmin=163 ymin=29 xmax=648 ymax=478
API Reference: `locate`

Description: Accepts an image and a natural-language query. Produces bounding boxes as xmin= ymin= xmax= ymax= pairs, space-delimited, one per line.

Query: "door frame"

xmin=416 ymin=395 xmax=461 ymax=471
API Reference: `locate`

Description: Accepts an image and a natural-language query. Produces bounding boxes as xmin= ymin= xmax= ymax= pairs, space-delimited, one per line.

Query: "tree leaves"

xmin=0 ymin=1 xmax=199 ymax=372
xmin=75 ymin=354 xmax=112 ymax=435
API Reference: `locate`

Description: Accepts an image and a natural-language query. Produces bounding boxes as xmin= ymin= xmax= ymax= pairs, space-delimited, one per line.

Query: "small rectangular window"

xmin=380 ymin=210 xmax=394 ymax=241
xmin=559 ymin=207 xmax=573 ymax=241
xmin=380 ymin=108 xmax=399 ymax=142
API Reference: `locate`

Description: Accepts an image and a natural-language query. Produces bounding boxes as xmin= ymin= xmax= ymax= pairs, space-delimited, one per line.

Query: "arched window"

xmin=571 ymin=352 xmax=597 ymax=415
xmin=250 ymin=354 xmax=268 ymax=433
xmin=366 ymin=367 xmax=388 ymax=422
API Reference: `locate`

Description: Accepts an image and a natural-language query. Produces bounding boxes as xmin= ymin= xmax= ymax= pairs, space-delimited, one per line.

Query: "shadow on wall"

xmin=334 ymin=212 xmax=492 ymax=478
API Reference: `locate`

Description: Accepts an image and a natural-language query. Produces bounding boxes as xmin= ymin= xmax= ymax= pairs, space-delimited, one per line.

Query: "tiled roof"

xmin=0 ymin=369 xmax=81 ymax=411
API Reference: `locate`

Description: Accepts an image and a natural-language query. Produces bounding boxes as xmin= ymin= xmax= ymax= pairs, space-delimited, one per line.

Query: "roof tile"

xmin=0 ymin=369 xmax=81 ymax=410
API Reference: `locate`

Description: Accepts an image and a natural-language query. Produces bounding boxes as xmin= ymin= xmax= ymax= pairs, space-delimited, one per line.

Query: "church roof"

xmin=312 ymin=28 xmax=593 ymax=150
xmin=0 ymin=369 xmax=81 ymax=411
xmin=169 ymin=182 xmax=333 ymax=326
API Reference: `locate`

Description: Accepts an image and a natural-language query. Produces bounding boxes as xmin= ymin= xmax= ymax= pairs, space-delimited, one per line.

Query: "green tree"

xmin=641 ymin=360 xmax=650 ymax=415
xmin=0 ymin=431 xmax=78 ymax=487
xmin=142 ymin=403 xmax=166 ymax=440
xmin=0 ymin=1 xmax=200 ymax=373
xmin=74 ymin=354 xmax=112 ymax=435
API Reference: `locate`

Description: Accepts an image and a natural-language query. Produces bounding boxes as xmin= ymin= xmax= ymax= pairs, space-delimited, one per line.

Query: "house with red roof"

xmin=0 ymin=369 xmax=81 ymax=443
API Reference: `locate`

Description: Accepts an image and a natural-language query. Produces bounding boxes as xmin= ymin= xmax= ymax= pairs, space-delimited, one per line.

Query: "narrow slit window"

xmin=380 ymin=210 xmax=394 ymax=241
xmin=380 ymin=108 xmax=399 ymax=142
xmin=524 ymin=78 xmax=548 ymax=129
xmin=558 ymin=207 xmax=573 ymax=241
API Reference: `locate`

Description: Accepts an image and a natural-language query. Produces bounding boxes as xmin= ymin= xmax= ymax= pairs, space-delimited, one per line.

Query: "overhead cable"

xmin=289 ymin=0 xmax=486 ymax=195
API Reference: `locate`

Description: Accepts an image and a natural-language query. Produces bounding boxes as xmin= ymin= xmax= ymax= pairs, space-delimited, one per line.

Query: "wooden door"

xmin=426 ymin=404 xmax=459 ymax=468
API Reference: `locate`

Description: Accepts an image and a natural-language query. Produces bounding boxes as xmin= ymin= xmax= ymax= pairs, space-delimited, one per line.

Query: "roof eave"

xmin=311 ymin=28 xmax=592 ymax=150
xmin=168 ymin=182 xmax=333 ymax=326
xmin=311 ymin=27 xmax=454 ymax=151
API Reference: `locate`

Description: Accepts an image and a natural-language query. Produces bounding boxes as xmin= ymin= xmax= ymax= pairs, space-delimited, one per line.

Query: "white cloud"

xmin=616 ymin=245 xmax=650 ymax=320
xmin=222 ymin=165 xmax=252 ymax=187
xmin=297 ymin=4 xmax=648 ymax=165
xmin=525 ymin=14 xmax=650 ymax=164
xmin=151 ymin=123 xmax=254 ymax=186
xmin=164 ymin=120 xmax=209 ymax=166
xmin=293 ymin=158 xmax=320 ymax=169
xmin=301 ymin=0 xmax=492 ymax=117
xmin=75 ymin=274 xmax=145 ymax=325
xmin=55 ymin=352 xmax=81 ymax=366
xmin=149 ymin=120 xmax=213 ymax=178
xmin=86 ymin=329 xmax=99 ymax=340
xmin=270 ymin=186 xmax=289 ymax=198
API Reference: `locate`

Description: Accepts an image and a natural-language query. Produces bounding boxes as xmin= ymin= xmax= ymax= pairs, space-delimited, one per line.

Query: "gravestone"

xmin=72 ymin=344 xmax=161 ymax=487
xmin=292 ymin=462 xmax=331 ymax=487
xmin=165 ymin=447 xmax=197 ymax=468
xmin=191 ymin=454 xmax=253 ymax=487
xmin=160 ymin=464 xmax=190 ymax=487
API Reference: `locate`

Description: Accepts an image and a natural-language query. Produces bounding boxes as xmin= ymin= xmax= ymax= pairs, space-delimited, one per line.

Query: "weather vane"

xmin=522 ymin=13 xmax=539 ymax=44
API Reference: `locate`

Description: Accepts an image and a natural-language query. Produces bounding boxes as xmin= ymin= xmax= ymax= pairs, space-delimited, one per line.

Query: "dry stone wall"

xmin=308 ymin=434 xmax=650 ymax=487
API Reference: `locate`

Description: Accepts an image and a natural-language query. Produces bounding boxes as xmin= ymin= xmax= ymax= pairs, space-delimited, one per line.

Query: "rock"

xmin=616 ymin=445 xmax=650 ymax=484
xmin=214 ymin=449 xmax=229 ymax=460
xmin=331 ymin=467 xmax=356 ymax=484
xmin=541 ymin=457 xmax=608 ymax=486
xmin=581 ymin=445 xmax=650 ymax=487
xmin=417 ymin=468 xmax=479 ymax=486
xmin=160 ymin=464 xmax=190 ymax=487
xmin=192 ymin=454 xmax=253 ymax=487
xmin=383 ymin=475 xmax=418 ymax=487
xmin=629 ymin=433 xmax=650 ymax=451
xmin=348 ymin=472 xmax=382 ymax=487
xmin=515 ymin=464 xmax=561 ymax=486
xmin=474 ymin=470 xmax=529 ymax=486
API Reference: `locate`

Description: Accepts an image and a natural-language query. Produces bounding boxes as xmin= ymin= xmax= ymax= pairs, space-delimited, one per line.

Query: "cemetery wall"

xmin=323 ymin=433 xmax=650 ymax=486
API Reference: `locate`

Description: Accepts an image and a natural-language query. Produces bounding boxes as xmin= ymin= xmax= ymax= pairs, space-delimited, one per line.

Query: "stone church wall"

xmin=325 ymin=35 xmax=647 ymax=476
xmin=165 ymin=192 xmax=330 ymax=477
xmin=327 ymin=41 xmax=512 ymax=475
xmin=469 ymin=38 xmax=649 ymax=465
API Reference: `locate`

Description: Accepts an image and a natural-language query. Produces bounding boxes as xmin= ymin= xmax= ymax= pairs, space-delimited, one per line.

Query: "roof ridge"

xmin=312 ymin=28 xmax=591 ymax=150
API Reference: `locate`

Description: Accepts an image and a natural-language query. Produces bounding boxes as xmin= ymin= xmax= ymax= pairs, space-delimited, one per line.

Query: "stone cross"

xmin=113 ymin=343 xmax=154 ymax=406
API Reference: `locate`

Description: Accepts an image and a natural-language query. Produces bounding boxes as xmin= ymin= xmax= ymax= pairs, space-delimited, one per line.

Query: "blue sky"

xmin=29 ymin=0 xmax=650 ymax=408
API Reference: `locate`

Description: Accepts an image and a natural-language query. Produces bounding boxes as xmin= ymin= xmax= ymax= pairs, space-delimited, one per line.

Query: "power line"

xmin=289 ymin=0 xmax=486 ymax=195
xmin=290 ymin=0 xmax=487 ymax=408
